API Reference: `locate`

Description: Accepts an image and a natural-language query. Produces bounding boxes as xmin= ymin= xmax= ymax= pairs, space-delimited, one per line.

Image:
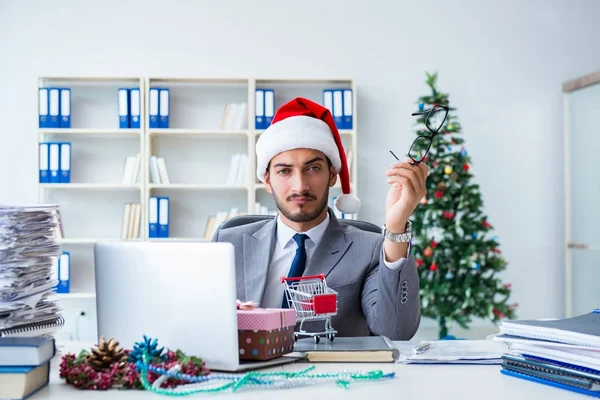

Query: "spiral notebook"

xmin=499 ymin=311 xmax=600 ymax=349
xmin=501 ymin=354 xmax=600 ymax=397
xmin=0 ymin=316 xmax=64 ymax=338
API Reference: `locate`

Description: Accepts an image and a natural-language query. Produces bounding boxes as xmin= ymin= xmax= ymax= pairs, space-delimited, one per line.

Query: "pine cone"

xmin=89 ymin=336 xmax=128 ymax=372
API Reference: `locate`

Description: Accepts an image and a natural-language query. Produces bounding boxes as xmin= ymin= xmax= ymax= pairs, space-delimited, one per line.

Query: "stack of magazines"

xmin=0 ymin=204 xmax=64 ymax=338
xmin=494 ymin=310 xmax=600 ymax=397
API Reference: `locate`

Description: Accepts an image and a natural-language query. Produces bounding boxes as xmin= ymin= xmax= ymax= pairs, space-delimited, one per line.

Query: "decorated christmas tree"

xmin=409 ymin=72 xmax=517 ymax=339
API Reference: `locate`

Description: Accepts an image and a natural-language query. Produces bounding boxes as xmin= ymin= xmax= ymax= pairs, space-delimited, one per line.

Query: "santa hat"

xmin=256 ymin=97 xmax=360 ymax=214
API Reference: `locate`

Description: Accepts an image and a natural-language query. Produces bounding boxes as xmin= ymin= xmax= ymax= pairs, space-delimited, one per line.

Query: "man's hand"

xmin=384 ymin=159 xmax=429 ymax=232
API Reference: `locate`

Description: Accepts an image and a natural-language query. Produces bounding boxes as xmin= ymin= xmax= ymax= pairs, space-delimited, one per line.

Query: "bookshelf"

xmin=37 ymin=76 xmax=357 ymax=340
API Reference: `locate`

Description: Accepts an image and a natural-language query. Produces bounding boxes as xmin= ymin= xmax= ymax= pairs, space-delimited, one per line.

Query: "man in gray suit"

xmin=213 ymin=97 xmax=428 ymax=340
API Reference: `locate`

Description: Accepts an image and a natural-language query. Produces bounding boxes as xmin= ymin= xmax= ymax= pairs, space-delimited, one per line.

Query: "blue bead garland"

xmin=137 ymin=352 xmax=395 ymax=395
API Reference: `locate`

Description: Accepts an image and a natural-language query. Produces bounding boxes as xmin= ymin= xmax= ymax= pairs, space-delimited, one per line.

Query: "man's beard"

xmin=273 ymin=186 xmax=329 ymax=223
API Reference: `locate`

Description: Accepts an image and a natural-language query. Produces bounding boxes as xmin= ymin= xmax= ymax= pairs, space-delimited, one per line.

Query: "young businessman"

xmin=213 ymin=97 xmax=428 ymax=340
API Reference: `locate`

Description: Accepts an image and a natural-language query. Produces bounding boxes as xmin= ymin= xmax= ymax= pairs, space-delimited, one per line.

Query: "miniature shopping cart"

xmin=280 ymin=274 xmax=338 ymax=343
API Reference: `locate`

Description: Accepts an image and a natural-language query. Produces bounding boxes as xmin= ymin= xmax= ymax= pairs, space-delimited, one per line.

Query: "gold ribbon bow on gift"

xmin=236 ymin=299 xmax=257 ymax=310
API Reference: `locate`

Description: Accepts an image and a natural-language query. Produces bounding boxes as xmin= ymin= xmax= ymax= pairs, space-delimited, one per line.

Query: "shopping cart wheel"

xmin=314 ymin=335 xmax=320 ymax=344
xmin=328 ymin=333 xmax=335 ymax=342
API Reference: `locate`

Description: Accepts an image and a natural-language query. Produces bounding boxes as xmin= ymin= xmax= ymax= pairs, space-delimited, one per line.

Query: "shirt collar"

xmin=276 ymin=212 xmax=330 ymax=249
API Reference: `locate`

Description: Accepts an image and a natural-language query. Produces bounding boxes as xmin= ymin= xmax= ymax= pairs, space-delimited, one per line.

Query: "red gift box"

xmin=237 ymin=308 xmax=296 ymax=361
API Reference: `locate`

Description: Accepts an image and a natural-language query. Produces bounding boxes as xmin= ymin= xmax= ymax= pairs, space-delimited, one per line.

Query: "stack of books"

xmin=495 ymin=310 xmax=600 ymax=397
xmin=0 ymin=336 xmax=55 ymax=399
xmin=0 ymin=204 xmax=64 ymax=339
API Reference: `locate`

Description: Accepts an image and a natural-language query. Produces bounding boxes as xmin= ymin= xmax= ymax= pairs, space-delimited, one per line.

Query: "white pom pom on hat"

xmin=255 ymin=97 xmax=360 ymax=214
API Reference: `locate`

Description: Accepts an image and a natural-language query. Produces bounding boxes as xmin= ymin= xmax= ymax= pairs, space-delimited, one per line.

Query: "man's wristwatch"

xmin=382 ymin=221 xmax=412 ymax=243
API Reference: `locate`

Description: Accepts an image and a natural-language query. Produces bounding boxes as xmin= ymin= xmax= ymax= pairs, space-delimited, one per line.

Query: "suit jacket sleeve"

xmin=361 ymin=237 xmax=421 ymax=340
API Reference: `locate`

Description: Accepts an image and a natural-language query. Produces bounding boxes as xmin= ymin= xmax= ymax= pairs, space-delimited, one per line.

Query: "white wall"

xmin=1 ymin=0 xmax=600 ymax=328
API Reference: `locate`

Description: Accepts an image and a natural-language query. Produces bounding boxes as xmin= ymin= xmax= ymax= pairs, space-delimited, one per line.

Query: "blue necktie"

xmin=282 ymin=233 xmax=308 ymax=308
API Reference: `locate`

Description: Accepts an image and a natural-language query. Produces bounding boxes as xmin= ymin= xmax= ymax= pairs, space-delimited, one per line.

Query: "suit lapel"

xmin=243 ymin=219 xmax=276 ymax=304
xmin=304 ymin=211 xmax=352 ymax=278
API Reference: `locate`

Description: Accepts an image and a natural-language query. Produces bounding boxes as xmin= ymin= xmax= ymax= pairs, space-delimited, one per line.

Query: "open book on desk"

xmin=291 ymin=336 xmax=399 ymax=363
xmin=398 ymin=340 xmax=508 ymax=364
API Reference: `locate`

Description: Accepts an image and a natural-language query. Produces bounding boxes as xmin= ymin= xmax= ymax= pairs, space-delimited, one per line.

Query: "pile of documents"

xmin=0 ymin=205 xmax=63 ymax=337
xmin=397 ymin=339 xmax=507 ymax=364
xmin=495 ymin=311 xmax=600 ymax=396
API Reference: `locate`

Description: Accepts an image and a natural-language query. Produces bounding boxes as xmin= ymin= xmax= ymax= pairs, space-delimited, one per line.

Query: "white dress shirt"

xmin=260 ymin=213 xmax=408 ymax=308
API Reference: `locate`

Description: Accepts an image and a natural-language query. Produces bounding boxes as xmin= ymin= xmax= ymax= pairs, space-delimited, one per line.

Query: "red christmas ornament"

xmin=492 ymin=247 xmax=502 ymax=254
xmin=482 ymin=221 xmax=492 ymax=229
xmin=493 ymin=308 xmax=505 ymax=319
xmin=442 ymin=211 xmax=455 ymax=219
xmin=416 ymin=259 xmax=424 ymax=267
xmin=504 ymin=283 xmax=512 ymax=289
xmin=434 ymin=191 xmax=444 ymax=199
xmin=424 ymin=247 xmax=433 ymax=257
xmin=463 ymin=164 xmax=470 ymax=171
xmin=433 ymin=161 xmax=439 ymax=167
xmin=430 ymin=263 xmax=438 ymax=271
xmin=430 ymin=240 xmax=438 ymax=248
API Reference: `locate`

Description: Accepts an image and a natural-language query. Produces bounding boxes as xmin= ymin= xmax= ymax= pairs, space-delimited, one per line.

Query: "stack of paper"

xmin=0 ymin=205 xmax=63 ymax=337
xmin=398 ymin=340 xmax=507 ymax=364
xmin=495 ymin=311 xmax=600 ymax=396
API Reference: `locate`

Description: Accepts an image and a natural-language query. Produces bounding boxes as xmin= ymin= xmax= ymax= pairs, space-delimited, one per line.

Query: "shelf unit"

xmin=56 ymin=292 xmax=96 ymax=300
xmin=37 ymin=76 xmax=357 ymax=340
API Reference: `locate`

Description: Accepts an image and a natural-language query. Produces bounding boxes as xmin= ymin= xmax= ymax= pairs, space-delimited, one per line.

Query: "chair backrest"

xmin=217 ymin=214 xmax=382 ymax=235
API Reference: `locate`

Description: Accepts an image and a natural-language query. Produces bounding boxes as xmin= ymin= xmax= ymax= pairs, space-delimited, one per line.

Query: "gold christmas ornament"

xmin=437 ymin=182 xmax=447 ymax=191
xmin=444 ymin=165 xmax=453 ymax=175
xmin=89 ymin=336 xmax=128 ymax=371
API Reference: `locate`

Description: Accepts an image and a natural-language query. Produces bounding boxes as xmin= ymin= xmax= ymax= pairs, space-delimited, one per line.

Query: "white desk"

xmin=33 ymin=341 xmax=581 ymax=399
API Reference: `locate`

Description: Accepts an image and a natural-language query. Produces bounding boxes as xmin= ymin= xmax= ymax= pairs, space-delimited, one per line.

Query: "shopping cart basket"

xmin=281 ymin=274 xmax=338 ymax=343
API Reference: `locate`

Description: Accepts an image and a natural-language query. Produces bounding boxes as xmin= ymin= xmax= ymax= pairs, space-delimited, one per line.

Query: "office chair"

xmin=217 ymin=214 xmax=382 ymax=235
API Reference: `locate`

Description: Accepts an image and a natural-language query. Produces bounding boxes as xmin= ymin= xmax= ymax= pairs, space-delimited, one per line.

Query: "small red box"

xmin=312 ymin=293 xmax=337 ymax=314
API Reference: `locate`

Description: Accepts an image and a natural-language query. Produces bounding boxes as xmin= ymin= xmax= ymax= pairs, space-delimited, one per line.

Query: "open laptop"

xmin=94 ymin=241 xmax=300 ymax=371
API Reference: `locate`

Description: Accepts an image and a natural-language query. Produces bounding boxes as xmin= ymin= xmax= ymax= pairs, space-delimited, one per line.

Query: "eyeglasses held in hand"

xmin=390 ymin=105 xmax=450 ymax=165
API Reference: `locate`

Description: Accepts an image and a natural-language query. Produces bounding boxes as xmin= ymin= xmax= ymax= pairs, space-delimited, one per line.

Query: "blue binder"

xmin=264 ymin=89 xmax=274 ymax=127
xmin=130 ymin=88 xmax=141 ymax=129
xmin=343 ymin=89 xmax=353 ymax=130
xmin=118 ymin=88 xmax=129 ymax=129
xmin=322 ymin=89 xmax=333 ymax=115
xmin=39 ymin=143 xmax=49 ymax=183
xmin=38 ymin=88 xmax=49 ymax=128
xmin=57 ymin=252 xmax=70 ymax=294
xmin=332 ymin=89 xmax=344 ymax=129
xmin=159 ymin=88 xmax=170 ymax=128
xmin=48 ymin=143 xmax=60 ymax=183
xmin=149 ymin=88 xmax=160 ymax=128
xmin=59 ymin=142 xmax=71 ymax=183
xmin=148 ymin=196 xmax=159 ymax=238
xmin=48 ymin=88 xmax=60 ymax=128
xmin=158 ymin=197 xmax=170 ymax=237
xmin=501 ymin=369 xmax=600 ymax=398
xmin=255 ymin=89 xmax=265 ymax=129
xmin=59 ymin=88 xmax=71 ymax=128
